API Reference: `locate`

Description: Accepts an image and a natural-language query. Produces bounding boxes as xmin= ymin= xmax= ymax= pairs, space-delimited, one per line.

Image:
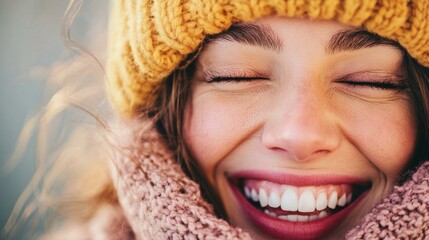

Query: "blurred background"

xmin=0 ymin=1 xmax=107 ymax=239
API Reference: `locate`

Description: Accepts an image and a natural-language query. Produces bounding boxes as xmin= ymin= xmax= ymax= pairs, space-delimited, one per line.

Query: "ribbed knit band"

xmin=107 ymin=0 xmax=429 ymax=116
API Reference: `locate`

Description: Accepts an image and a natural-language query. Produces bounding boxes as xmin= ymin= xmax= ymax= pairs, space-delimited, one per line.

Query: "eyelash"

xmin=336 ymin=79 xmax=408 ymax=91
xmin=207 ymin=74 xmax=407 ymax=91
xmin=205 ymin=73 xmax=269 ymax=83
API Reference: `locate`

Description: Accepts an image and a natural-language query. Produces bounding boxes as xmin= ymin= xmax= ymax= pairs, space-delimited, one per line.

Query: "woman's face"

xmin=183 ymin=17 xmax=417 ymax=239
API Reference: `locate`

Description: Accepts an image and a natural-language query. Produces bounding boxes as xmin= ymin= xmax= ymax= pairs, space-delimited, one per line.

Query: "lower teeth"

xmin=264 ymin=209 xmax=329 ymax=222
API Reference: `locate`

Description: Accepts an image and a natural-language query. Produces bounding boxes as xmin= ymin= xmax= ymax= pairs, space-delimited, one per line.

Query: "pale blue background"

xmin=0 ymin=1 xmax=107 ymax=239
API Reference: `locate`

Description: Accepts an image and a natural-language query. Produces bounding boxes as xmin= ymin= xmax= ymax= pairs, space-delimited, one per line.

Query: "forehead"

xmin=255 ymin=16 xmax=352 ymax=39
xmin=205 ymin=17 xmax=401 ymax=56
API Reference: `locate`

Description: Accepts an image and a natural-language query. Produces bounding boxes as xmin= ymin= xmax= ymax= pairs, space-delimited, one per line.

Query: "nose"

xmin=261 ymin=87 xmax=341 ymax=162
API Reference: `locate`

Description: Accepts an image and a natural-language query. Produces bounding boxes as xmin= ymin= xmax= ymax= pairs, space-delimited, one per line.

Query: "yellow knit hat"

xmin=107 ymin=0 xmax=429 ymax=116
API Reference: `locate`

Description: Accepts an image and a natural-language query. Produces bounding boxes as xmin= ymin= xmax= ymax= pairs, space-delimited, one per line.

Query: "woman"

xmin=23 ymin=0 xmax=429 ymax=239
xmin=179 ymin=17 xmax=421 ymax=239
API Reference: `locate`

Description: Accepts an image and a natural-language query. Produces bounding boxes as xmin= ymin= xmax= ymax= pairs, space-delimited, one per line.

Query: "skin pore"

xmin=183 ymin=17 xmax=417 ymax=239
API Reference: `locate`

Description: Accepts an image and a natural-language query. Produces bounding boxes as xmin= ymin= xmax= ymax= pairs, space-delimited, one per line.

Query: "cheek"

xmin=183 ymin=96 xmax=240 ymax=177
xmin=345 ymin=100 xmax=417 ymax=180
xmin=183 ymin=94 xmax=264 ymax=183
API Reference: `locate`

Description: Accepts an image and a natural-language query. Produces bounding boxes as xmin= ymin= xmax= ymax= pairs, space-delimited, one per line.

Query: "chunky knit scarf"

xmin=44 ymin=121 xmax=429 ymax=239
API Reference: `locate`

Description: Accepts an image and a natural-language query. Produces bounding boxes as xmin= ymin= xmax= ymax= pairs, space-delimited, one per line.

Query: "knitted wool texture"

xmin=114 ymin=122 xmax=429 ymax=239
xmin=111 ymin=122 xmax=252 ymax=239
xmin=107 ymin=0 xmax=429 ymax=116
xmin=41 ymin=121 xmax=429 ymax=239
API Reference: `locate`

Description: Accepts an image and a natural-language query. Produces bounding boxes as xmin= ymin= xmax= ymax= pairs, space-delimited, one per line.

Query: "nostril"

xmin=291 ymin=149 xmax=332 ymax=162
xmin=266 ymin=145 xmax=333 ymax=162
xmin=311 ymin=149 xmax=331 ymax=158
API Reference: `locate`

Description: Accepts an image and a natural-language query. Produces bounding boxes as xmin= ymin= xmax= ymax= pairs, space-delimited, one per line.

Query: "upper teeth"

xmin=243 ymin=181 xmax=353 ymax=215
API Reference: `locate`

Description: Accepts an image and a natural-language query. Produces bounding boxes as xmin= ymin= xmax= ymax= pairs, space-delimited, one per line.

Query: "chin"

xmin=223 ymin=170 xmax=373 ymax=240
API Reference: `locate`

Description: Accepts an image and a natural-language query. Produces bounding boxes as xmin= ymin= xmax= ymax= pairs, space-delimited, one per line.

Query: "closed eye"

xmin=336 ymin=79 xmax=408 ymax=91
xmin=207 ymin=76 xmax=269 ymax=83
xmin=205 ymin=71 xmax=271 ymax=83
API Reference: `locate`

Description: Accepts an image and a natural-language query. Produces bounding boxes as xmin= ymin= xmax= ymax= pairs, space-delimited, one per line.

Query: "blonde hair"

xmin=4 ymin=0 xmax=115 ymax=238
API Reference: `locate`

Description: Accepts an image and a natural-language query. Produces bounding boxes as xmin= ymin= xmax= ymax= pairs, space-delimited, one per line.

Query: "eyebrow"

xmin=326 ymin=29 xmax=401 ymax=54
xmin=206 ymin=23 xmax=283 ymax=52
xmin=206 ymin=23 xmax=401 ymax=54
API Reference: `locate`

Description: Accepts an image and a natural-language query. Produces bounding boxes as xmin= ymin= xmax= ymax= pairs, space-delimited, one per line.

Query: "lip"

xmin=228 ymin=171 xmax=370 ymax=240
xmin=230 ymin=170 xmax=369 ymax=186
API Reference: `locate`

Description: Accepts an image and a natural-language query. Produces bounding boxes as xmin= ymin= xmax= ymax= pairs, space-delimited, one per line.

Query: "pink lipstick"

xmin=228 ymin=171 xmax=370 ymax=239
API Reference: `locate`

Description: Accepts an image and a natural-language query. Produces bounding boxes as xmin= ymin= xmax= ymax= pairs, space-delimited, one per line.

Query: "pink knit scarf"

xmin=45 ymin=121 xmax=429 ymax=239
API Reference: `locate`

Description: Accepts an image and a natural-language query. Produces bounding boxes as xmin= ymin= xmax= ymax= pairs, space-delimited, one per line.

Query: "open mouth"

xmin=240 ymin=179 xmax=367 ymax=221
xmin=228 ymin=172 xmax=371 ymax=239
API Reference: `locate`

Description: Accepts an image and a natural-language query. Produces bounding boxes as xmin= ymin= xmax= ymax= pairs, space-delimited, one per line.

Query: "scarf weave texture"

xmin=44 ymin=122 xmax=429 ymax=239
